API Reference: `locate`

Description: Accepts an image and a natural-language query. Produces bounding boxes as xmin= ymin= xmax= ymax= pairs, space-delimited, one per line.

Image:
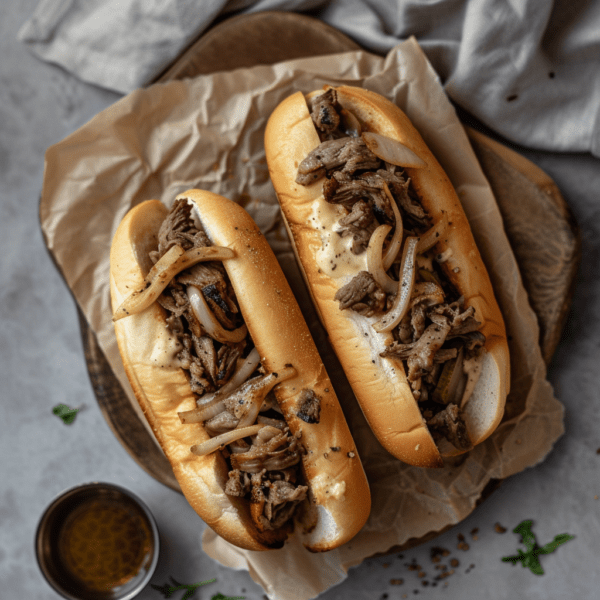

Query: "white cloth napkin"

xmin=18 ymin=0 xmax=600 ymax=156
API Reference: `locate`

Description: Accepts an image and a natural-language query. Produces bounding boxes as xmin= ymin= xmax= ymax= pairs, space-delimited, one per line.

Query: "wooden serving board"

xmin=77 ymin=12 xmax=580 ymax=501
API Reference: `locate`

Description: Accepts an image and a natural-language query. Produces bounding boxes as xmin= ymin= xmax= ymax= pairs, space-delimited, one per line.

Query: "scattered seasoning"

xmin=507 ymin=94 xmax=519 ymax=102
xmin=596 ymin=448 xmax=600 ymax=454
xmin=495 ymin=523 xmax=508 ymax=534
xmin=347 ymin=451 xmax=355 ymax=458
xmin=390 ymin=579 xmax=404 ymax=585
xmin=548 ymin=71 xmax=555 ymax=78
xmin=450 ymin=558 xmax=460 ymax=568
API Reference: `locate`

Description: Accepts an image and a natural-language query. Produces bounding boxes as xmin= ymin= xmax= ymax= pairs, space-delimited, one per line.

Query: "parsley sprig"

xmin=52 ymin=404 xmax=81 ymax=425
xmin=151 ymin=577 xmax=245 ymax=600
xmin=502 ymin=520 xmax=574 ymax=574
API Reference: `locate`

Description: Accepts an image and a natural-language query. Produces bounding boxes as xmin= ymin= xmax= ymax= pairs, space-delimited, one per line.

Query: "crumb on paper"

xmin=494 ymin=522 xmax=507 ymax=533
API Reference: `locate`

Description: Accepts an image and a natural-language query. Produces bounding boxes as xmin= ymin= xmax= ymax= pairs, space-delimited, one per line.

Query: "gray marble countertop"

xmin=2 ymin=2 xmax=599 ymax=599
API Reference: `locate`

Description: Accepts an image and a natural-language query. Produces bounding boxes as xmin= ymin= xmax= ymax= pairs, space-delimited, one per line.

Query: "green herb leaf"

xmin=513 ymin=520 xmax=536 ymax=552
xmin=151 ymin=578 xmax=244 ymax=600
xmin=538 ymin=533 xmax=576 ymax=555
xmin=52 ymin=404 xmax=80 ymax=425
xmin=502 ymin=520 xmax=574 ymax=575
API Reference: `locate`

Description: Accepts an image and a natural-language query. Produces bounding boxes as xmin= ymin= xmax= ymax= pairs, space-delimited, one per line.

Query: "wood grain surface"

xmin=76 ymin=12 xmax=580 ymax=519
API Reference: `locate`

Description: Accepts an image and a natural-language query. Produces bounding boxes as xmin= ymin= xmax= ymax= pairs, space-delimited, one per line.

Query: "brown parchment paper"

xmin=40 ymin=38 xmax=564 ymax=600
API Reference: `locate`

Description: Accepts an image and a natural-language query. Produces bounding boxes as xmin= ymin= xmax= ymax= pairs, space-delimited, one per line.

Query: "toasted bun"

xmin=110 ymin=190 xmax=370 ymax=551
xmin=264 ymin=87 xmax=509 ymax=467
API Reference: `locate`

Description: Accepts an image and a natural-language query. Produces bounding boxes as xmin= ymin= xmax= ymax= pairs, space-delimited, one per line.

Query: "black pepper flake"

xmin=507 ymin=94 xmax=518 ymax=102
xmin=549 ymin=71 xmax=555 ymax=78
xmin=330 ymin=446 xmax=341 ymax=452
xmin=596 ymin=448 xmax=600 ymax=454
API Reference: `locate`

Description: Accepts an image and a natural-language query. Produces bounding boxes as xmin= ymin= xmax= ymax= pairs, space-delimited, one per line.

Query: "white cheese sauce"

xmin=312 ymin=198 xmax=368 ymax=280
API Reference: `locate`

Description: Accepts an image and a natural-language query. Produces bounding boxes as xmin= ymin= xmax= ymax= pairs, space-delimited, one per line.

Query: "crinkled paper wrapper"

xmin=40 ymin=38 xmax=564 ymax=600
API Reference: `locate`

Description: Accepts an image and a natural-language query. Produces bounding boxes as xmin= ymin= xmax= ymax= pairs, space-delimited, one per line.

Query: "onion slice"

xmin=362 ymin=132 xmax=426 ymax=169
xmin=416 ymin=213 xmax=449 ymax=253
xmin=190 ymin=424 xmax=265 ymax=456
xmin=188 ymin=285 xmax=247 ymax=344
xmin=178 ymin=399 xmax=227 ymax=424
xmin=373 ymin=236 xmax=419 ymax=333
xmin=367 ymin=224 xmax=398 ymax=294
xmin=194 ymin=347 xmax=261 ymax=410
xmin=179 ymin=349 xmax=260 ymax=424
xmin=382 ymin=182 xmax=404 ymax=270
xmin=234 ymin=366 xmax=296 ymax=430
xmin=340 ymin=108 xmax=361 ymax=137
xmin=112 ymin=245 xmax=235 ymax=321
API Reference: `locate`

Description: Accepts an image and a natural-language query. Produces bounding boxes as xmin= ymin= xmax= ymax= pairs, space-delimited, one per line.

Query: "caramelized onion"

xmin=202 ymin=348 xmax=261 ymax=406
xmin=188 ymin=285 xmax=247 ymax=344
xmin=112 ymin=245 xmax=235 ymax=321
xmin=340 ymin=108 xmax=361 ymax=137
xmin=179 ymin=399 xmax=227 ymax=424
xmin=367 ymin=224 xmax=398 ymax=294
xmin=410 ymin=282 xmax=445 ymax=307
xmin=234 ymin=366 xmax=296 ymax=430
xmin=190 ymin=424 xmax=264 ymax=456
xmin=416 ymin=213 xmax=449 ymax=253
xmin=373 ymin=236 xmax=418 ymax=333
xmin=362 ymin=132 xmax=426 ymax=169
xmin=382 ymin=182 xmax=404 ymax=270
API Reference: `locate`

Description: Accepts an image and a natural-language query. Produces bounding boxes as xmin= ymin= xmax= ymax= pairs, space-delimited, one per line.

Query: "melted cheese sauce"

xmin=312 ymin=199 xmax=368 ymax=280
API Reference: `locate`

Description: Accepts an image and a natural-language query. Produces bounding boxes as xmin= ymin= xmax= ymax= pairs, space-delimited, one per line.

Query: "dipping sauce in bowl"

xmin=36 ymin=482 xmax=159 ymax=600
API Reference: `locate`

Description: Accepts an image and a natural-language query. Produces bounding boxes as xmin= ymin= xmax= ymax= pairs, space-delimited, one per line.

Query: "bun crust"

xmin=110 ymin=191 xmax=370 ymax=551
xmin=264 ymin=87 xmax=509 ymax=466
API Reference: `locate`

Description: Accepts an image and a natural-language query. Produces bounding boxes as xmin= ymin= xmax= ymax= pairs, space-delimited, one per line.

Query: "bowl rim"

xmin=35 ymin=481 xmax=160 ymax=600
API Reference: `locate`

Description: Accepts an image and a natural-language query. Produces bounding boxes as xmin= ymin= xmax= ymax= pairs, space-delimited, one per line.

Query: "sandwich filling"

xmin=296 ymin=88 xmax=487 ymax=452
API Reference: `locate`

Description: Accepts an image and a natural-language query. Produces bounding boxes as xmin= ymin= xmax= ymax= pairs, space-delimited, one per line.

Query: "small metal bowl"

xmin=35 ymin=482 xmax=160 ymax=600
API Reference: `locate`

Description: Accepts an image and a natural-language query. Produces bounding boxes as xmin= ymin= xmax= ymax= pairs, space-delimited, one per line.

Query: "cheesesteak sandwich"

xmin=264 ymin=86 xmax=510 ymax=468
xmin=110 ymin=189 xmax=370 ymax=550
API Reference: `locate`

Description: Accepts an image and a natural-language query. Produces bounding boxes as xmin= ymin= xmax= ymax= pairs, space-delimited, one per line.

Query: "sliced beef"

xmin=336 ymin=200 xmax=378 ymax=254
xmin=334 ymin=271 xmax=387 ymax=317
xmin=224 ymin=469 xmax=252 ymax=497
xmin=150 ymin=199 xmax=211 ymax=262
xmin=262 ymin=480 xmax=308 ymax=530
xmin=296 ymin=389 xmax=321 ymax=424
xmin=310 ymin=88 xmax=341 ymax=137
xmin=427 ymin=403 xmax=471 ymax=451
xmin=375 ymin=168 xmax=429 ymax=227
xmin=216 ymin=344 xmax=242 ymax=383
xmin=296 ymin=138 xmax=381 ymax=185
xmin=382 ymin=319 xmax=452 ymax=382
xmin=192 ymin=335 xmax=218 ymax=384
